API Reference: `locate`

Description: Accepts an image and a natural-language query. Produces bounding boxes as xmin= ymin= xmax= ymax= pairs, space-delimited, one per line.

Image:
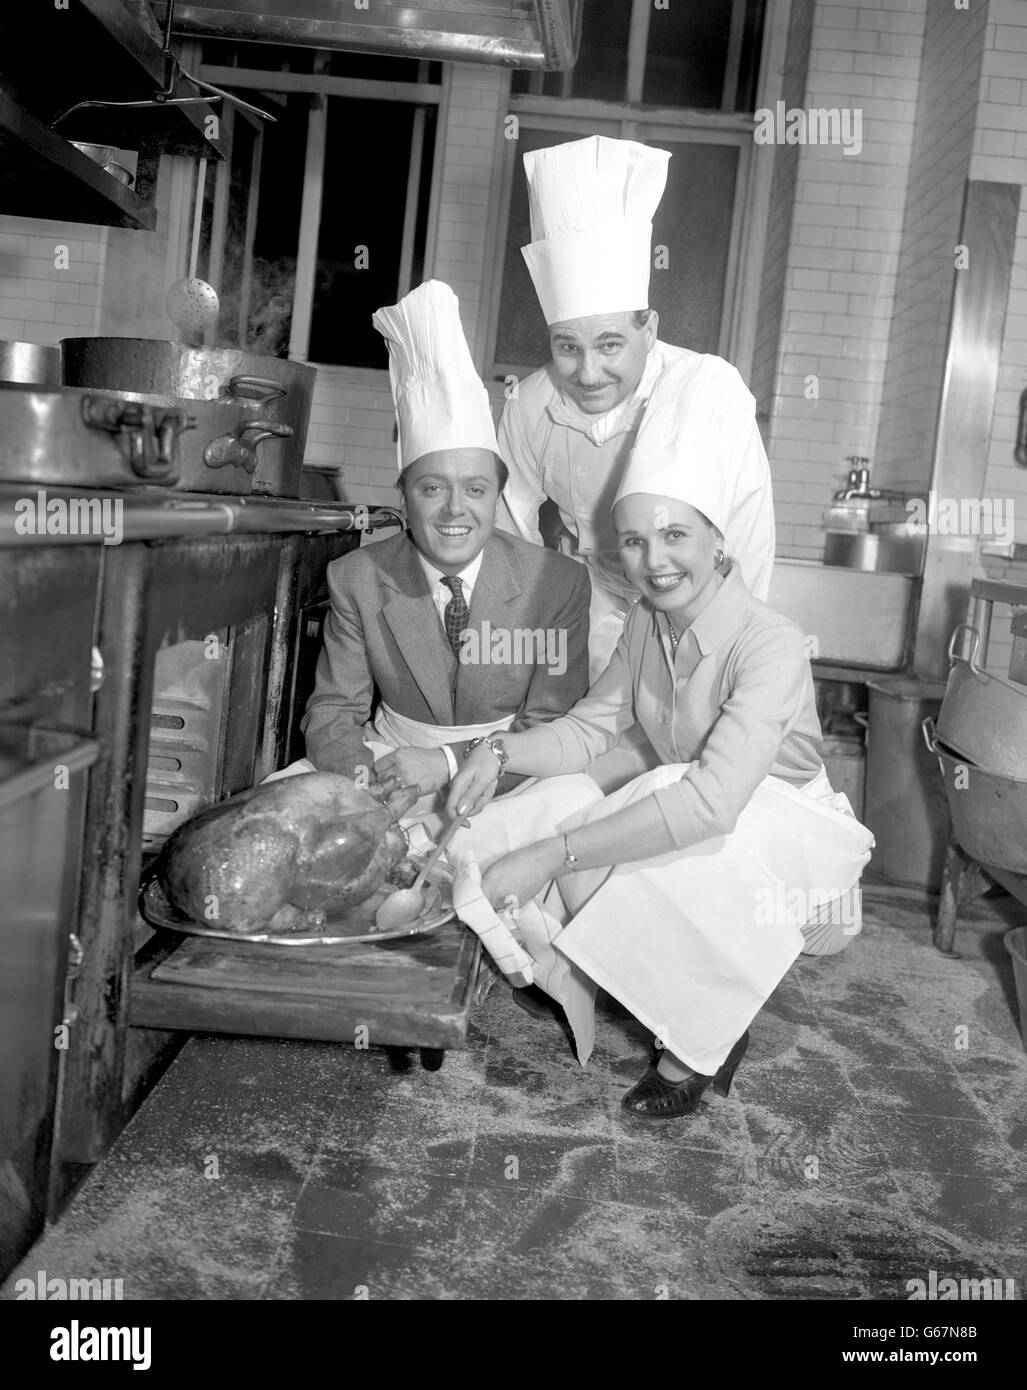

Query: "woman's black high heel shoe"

xmin=621 ymin=1032 xmax=750 ymax=1119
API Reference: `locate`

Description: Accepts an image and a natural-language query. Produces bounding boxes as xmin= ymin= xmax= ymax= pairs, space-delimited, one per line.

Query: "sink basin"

xmin=768 ymin=559 xmax=916 ymax=670
xmin=822 ymin=528 xmax=925 ymax=575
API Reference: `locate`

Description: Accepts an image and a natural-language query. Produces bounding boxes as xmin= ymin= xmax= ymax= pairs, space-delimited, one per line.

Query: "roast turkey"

xmin=156 ymin=772 xmax=416 ymax=934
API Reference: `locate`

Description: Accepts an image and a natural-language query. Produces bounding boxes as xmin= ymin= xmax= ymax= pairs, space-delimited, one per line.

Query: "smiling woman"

xmin=615 ymin=494 xmax=726 ymax=632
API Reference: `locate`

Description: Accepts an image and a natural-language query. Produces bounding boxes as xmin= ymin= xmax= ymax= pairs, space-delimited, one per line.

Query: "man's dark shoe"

xmin=512 ymin=984 xmax=563 ymax=1020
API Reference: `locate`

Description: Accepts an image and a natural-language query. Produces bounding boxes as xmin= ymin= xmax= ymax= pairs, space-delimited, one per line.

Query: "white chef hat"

xmin=614 ymin=355 xmax=751 ymax=537
xmin=372 ymin=279 xmax=499 ymax=470
xmin=521 ymin=136 xmax=671 ymax=326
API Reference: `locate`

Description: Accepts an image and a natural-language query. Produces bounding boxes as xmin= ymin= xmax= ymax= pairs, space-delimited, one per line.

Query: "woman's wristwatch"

xmin=463 ymin=733 xmax=509 ymax=773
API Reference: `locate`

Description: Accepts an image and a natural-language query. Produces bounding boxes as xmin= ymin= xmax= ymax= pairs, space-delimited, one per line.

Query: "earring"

xmin=714 ymin=549 xmax=725 ymax=568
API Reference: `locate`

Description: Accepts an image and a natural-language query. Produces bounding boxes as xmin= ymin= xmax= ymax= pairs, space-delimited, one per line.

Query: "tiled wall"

xmin=97 ymin=164 xmax=177 ymax=341
xmin=765 ymin=0 xmax=926 ymax=560
xmin=428 ymin=63 xmax=505 ymax=366
xmin=874 ymin=0 xmax=987 ymax=496
xmin=0 ymin=216 xmax=106 ymax=343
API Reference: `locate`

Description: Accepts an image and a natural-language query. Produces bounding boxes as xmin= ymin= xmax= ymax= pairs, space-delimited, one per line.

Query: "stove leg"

xmin=934 ymin=837 xmax=989 ymax=957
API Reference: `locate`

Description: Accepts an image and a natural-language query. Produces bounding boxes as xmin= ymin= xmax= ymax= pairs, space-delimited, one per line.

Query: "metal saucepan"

xmin=60 ymin=338 xmax=317 ymax=498
xmin=0 ymin=341 xmax=61 ymax=387
xmin=0 ymin=383 xmax=289 ymax=494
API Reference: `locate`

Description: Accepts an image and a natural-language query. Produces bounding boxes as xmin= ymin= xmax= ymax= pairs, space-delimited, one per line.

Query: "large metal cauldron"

xmin=0 ymin=382 xmax=285 ymax=495
xmin=923 ymin=718 xmax=1027 ymax=873
xmin=60 ymin=338 xmax=317 ymax=498
xmin=936 ymin=654 xmax=1027 ymax=780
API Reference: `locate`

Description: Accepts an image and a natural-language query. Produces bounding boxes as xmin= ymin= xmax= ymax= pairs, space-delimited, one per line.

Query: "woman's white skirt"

xmin=450 ymin=763 xmax=874 ymax=1074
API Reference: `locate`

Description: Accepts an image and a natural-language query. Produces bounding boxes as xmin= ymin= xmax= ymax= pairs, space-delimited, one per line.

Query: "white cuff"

xmin=441 ymin=744 xmax=459 ymax=782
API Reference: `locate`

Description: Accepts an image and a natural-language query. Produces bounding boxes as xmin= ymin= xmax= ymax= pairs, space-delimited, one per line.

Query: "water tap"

xmin=833 ymin=457 xmax=878 ymax=501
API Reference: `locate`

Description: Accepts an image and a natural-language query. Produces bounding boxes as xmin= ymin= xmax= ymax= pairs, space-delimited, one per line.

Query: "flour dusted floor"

xmin=4 ymin=884 xmax=1026 ymax=1300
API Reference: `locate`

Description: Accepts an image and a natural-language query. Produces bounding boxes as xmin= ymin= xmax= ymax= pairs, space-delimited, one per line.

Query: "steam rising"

xmin=215 ymin=255 xmax=295 ymax=358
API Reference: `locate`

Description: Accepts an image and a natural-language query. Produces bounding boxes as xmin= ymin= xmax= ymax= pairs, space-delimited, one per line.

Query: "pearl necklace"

xmin=666 ymin=617 xmax=680 ymax=654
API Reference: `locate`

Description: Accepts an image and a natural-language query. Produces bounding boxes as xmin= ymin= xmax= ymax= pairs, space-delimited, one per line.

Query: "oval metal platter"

xmin=139 ymin=872 xmax=455 ymax=946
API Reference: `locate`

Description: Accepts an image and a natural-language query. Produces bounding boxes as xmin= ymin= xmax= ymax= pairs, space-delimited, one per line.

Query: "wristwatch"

xmin=464 ymin=733 xmax=509 ymax=772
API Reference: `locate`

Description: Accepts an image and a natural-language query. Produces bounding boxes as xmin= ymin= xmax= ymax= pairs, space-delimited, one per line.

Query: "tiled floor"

xmin=4 ymin=883 xmax=1026 ymax=1300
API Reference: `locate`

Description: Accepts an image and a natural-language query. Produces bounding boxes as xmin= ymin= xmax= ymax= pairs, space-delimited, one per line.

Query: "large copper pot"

xmin=60 ymin=338 xmax=316 ymax=498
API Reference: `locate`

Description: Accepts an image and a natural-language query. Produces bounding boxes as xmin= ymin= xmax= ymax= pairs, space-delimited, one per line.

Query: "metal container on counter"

xmin=863 ymin=676 xmax=951 ymax=890
xmin=0 ymin=382 xmax=290 ymax=495
xmin=0 ymin=340 xmax=61 ymax=387
xmin=60 ymin=337 xmax=316 ymax=498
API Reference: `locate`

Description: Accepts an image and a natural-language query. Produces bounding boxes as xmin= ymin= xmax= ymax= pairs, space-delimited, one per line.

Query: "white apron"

xmin=445 ymin=763 xmax=873 ymax=1071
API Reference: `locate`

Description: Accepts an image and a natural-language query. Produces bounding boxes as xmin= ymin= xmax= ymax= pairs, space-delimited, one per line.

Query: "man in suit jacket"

xmin=301 ymin=487 xmax=591 ymax=795
xmin=299 ymin=279 xmax=591 ymax=807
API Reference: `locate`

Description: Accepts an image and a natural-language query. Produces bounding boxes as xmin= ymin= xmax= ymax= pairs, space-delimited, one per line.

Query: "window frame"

xmin=485 ymin=0 xmax=792 ymax=383
xmin=194 ymin=50 xmax=446 ymax=367
xmin=485 ymin=108 xmax=754 ymax=381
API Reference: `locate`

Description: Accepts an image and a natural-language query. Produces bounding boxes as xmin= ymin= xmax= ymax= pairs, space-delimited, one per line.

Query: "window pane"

xmin=327 ymin=51 xmax=440 ymax=82
xmin=308 ymin=98 xmax=435 ymax=367
xmin=570 ymin=0 xmax=631 ymax=102
xmin=646 ymin=139 xmax=738 ymax=352
xmin=210 ymin=116 xmax=259 ymax=349
xmin=736 ymin=0 xmax=767 ymax=112
xmin=512 ymin=1 xmax=765 ymax=110
xmin=644 ymin=0 xmax=733 ymax=109
xmin=200 ymin=38 xmax=318 ymax=72
xmin=244 ymin=93 xmax=311 ymax=357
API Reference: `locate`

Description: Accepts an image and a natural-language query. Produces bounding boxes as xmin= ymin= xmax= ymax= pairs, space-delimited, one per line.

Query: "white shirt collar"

xmin=548 ymin=345 xmax=663 ymax=445
xmin=416 ymin=546 xmax=484 ymax=598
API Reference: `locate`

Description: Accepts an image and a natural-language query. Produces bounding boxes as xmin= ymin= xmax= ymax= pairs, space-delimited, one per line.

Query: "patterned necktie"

xmin=440 ymin=574 xmax=469 ymax=657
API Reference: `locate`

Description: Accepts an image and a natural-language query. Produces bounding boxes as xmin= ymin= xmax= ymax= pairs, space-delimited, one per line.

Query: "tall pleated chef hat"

xmin=372 ymin=279 xmax=499 ymax=469
xmin=521 ymin=136 xmax=671 ymax=326
xmin=613 ymin=355 xmax=750 ymax=537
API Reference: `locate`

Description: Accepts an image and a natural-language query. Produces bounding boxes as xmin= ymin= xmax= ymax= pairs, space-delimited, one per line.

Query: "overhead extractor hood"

xmin=156 ymin=0 xmax=582 ymax=68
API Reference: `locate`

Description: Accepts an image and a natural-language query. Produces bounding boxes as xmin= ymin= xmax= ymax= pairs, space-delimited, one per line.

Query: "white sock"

xmin=655 ymin=1049 xmax=695 ymax=1083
